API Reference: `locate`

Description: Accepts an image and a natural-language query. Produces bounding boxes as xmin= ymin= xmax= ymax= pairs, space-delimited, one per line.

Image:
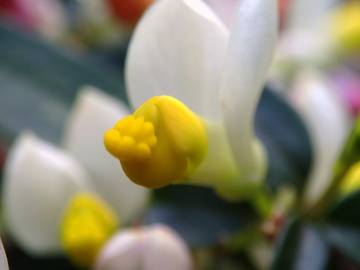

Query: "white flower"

xmin=269 ymin=0 xmax=353 ymax=208
xmin=203 ymin=0 xmax=239 ymax=28
xmin=3 ymin=133 xmax=92 ymax=254
xmin=285 ymin=0 xmax=338 ymax=32
xmin=2 ymin=87 xmax=149 ymax=255
xmin=75 ymin=0 xmax=129 ymax=45
xmin=289 ymin=70 xmax=351 ymax=206
xmin=95 ymin=225 xmax=192 ymax=270
xmin=272 ymin=0 xmax=352 ymax=79
xmin=0 ymin=239 xmax=9 ymax=270
xmin=106 ymin=0 xmax=278 ymax=200
xmin=2 ymin=0 xmax=68 ymax=41
xmin=63 ymin=87 xmax=149 ymax=224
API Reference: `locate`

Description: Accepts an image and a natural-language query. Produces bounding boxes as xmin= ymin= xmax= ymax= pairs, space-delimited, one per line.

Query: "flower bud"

xmin=95 ymin=225 xmax=192 ymax=270
xmin=104 ymin=96 xmax=207 ymax=188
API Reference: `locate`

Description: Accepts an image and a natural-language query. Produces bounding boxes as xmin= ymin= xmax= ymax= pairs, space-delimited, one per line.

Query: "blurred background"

xmin=0 ymin=0 xmax=360 ymax=269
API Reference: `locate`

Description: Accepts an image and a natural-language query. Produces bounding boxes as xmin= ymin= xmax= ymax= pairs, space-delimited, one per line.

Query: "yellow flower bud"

xmin=340 ymin=161 xmax=360 ymax=195
xmin=60 ymin=192 xmax=119 ymax=267
xmin=332 ymin=1 xmax=360 ymax=52
xmin=104 ymin=96 xmax=208 ymax=188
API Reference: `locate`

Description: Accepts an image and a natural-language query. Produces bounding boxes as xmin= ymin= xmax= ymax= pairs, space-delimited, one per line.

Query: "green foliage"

xmin=327 ymin=189 xmax=360 ymax=227
xmin=0 ymin=22 xmax=126 ymax=145
xmin=322 ymin=225 xmax=360 ymax=265
xmin=256 ymin=87 xmax=313 ymax=193
xmin=145 ymin=185 xmax=258 ymax=247
xmin=270 ymin=219 xmax=329 ymax=270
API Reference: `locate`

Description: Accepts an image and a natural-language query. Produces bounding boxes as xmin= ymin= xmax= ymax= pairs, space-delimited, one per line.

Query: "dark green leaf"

xmin=270 ymin=219 xmax=329 ymax=270
xmin=333 ymin=116 xmax=360 ymax=179
xmin=271 ymin=218 xmax=301 ymax=270
xmin=327 ymin=190 xmax=360 ymax=227
xmin=0 ymin=22 xmax=126 ymax=145
xmin=5 ymin=240 xmax=76 ymax=270
xmin=144 ymin=185 xmax=257 ymax=247
xmin=322 ymin=225 xmax=360 ymax=266
xmin=255 ymin=87 xmax=313 ymax=192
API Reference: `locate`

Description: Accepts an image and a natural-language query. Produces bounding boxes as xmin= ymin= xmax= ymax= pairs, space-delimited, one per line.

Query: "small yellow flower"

xmin=104 ymin=96 xmax=207 ymax=188
xmin=61 ymin=192 xmax=119 ymax=267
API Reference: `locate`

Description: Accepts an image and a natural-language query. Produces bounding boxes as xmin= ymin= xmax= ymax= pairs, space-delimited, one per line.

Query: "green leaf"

xmin=144 ymin=185 xmax=258 ymax=247
xmin=270 ymin=218 xmax=329 ymax=270
xmin=6 ymin=242 xmax=76 ymax=270
xmin=255 ymin=87 xmax=313 ymax=192
xmin=322 ymin=225 xmax=360 ymax=265
xmin=0 ymin=22 xmax=126 ymax=145
xmin=271 ymin=218 xmax=301 ymax=270
xmin=327 ymin=190 xmax=360 ymax=227
xmin=333 ymin=116 xmax=360 ymax=179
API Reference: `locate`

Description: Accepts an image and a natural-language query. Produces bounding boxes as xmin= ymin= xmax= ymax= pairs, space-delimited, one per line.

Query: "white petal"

xmin=142 ymin=225 xmax=192 ymax=270
xmin=286 ymin=0 xmax=337 ymax=31
xmin=220 ymin=0 xmax=278 ymax=181
xmin=95 ymin=229 xmax=143 ymax=270
xmin=2 ymin=133 xmax=92 ymax=255
xmin=126 ymin=0 xmax=229 ymax=119
xmin=63 ymin=86 xmax=149 ymax=224
xmin=95 ymin=225 xmax=192 ymax=270
xmin=289 ymin=70 xmax=351 ymax=207
xmin=0 ymin=240 xmax=8 ymax=270
xmin=204 ymin=0 xmax=240 ymax=28
xmin=274 ymin=28 xmax=333 ymax=68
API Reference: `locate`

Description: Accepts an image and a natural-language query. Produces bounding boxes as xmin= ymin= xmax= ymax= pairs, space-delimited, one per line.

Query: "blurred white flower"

xmin=63 ymin=87 xmax=149 ymax=224
xmin=95 ymin=225 xmax=192 ymax=270
xmin=2 ymin=87 xmax=149 ymax=255
xmin=203 ymin=0 xmax=239 ymax=28
xmin=3 ymin=132 xmax=92 ymax=254
xmin=272 ymin=0 xmax=359 ymax=81
xmin=0 ymin=239 xmax=9 ymax=270
xmin=270 ymin=0 xmax=336 ymax=87
xmin=74 ymin=0 xmax=129 ymax=46
xmin=285 ymin=0 xmax=338 ymax=32
xmin=269 ymin=0 xmax=354 ymax=208
xmin=289 ymin=69 xmax=351 ymax=206
xmin=0 ymin=0 xmax=67 ymax=41
xmin=106 ymin=0 xmax=278 ymax=200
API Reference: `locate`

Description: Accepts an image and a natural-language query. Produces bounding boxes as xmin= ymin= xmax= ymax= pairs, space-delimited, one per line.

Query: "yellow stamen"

xmin=60 ymin=192 xmax=119 ymax=267
xmin=104 ymin=116 xmax=157 ymax=162
xmin=104 ymin=96 xmax=208 ymax=188
xmin=340 ymin=161 xmax=360 ymax=195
